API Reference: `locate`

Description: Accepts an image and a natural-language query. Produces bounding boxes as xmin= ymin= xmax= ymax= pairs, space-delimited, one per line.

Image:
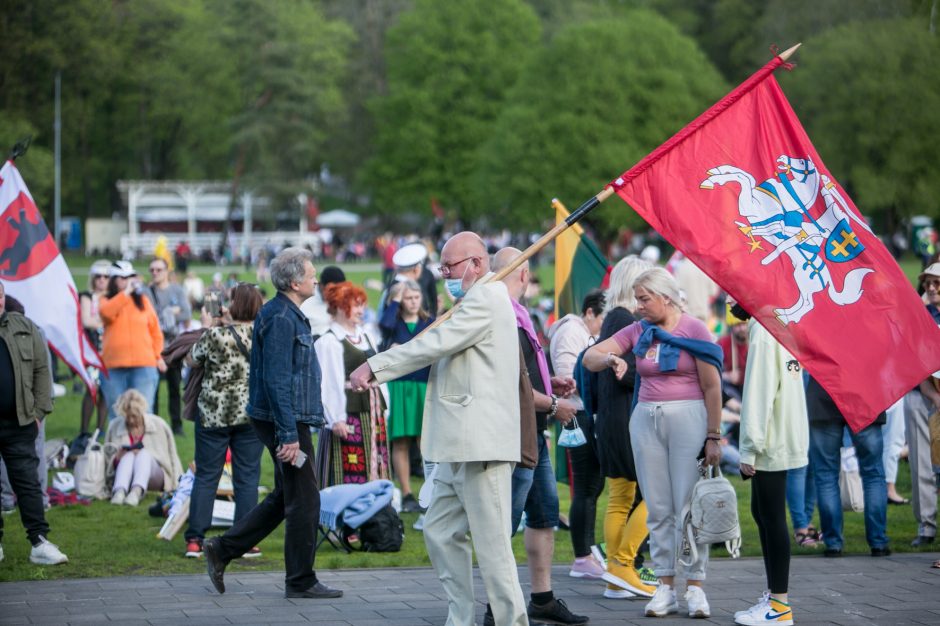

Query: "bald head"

xmin=439 ymin=231 xmax=489 ymax=293
xmin=494 ymin=247 xmax=529 ymax=301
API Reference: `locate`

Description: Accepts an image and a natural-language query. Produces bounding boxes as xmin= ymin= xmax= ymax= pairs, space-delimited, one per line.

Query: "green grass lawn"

xmin=0 ymin=252 xmax=932 ymax=581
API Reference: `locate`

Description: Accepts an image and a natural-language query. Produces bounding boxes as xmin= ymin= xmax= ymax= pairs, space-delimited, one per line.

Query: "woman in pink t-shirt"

xmin=584 ymin=267 xmax=722 ymax=619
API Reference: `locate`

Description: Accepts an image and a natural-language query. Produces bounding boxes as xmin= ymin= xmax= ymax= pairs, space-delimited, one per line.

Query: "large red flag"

xmin=0 ymin=159 xmax=104 ymax=396
xmin=610 ymin=56 xmax=940 ymax=431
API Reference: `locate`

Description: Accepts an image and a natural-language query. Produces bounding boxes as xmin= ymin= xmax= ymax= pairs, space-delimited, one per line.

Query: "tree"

xmin=364 ymin=0 xmax=542 ymax=223
xmin=473 ymin=11 xmax=727 ymax=235
xmin=782 ymin=18 xmax=940 ymax=228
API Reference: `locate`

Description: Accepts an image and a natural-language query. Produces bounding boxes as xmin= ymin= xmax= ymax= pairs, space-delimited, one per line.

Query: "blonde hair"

xmin=605 ymin=256 xmax=651 ymax=313
xmin=114 ymin=389 xmax=148 ymax=430
xmin=633 ymin=267 xmax=682 ymax=309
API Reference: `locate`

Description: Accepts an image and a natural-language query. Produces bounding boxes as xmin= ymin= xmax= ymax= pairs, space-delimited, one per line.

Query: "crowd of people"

xmin=0 ymin=231 xmax=938 ymax=626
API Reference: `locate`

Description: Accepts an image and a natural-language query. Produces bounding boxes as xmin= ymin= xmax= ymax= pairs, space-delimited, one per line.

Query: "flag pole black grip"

xmin=8 ymin=136 xmax=32 ymax=162
xmin=565 ymin=186 xmax=615 ymax=227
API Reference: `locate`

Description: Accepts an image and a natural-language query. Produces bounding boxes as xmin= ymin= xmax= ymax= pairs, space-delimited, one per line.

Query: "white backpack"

xmin=73 ymin=429 xmax=109 ymax=500
xmin=678 ymin=464 xmax=741 ymax=567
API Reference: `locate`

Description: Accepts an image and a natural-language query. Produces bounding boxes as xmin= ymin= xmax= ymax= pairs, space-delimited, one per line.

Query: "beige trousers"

xmin=424 ymin=460 xmax=527 ymax=626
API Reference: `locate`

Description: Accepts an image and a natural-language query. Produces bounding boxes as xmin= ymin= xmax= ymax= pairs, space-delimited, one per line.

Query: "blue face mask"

xmin=444 ymin=261 xmax=471 ymax=299
xmin=444 ymin=278 xmax=466 ymax=299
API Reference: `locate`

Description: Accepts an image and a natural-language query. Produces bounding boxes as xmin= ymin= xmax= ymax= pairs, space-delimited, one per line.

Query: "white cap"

xmin=640 ymin=245 xmax=661 ymax=264
xmin=109 ymin=260 xmax=136 ymax=278
xmin=90 ymin=260 xmax=111 ymax=276
xmin=392 ymin=243 xmax=428 ymax=268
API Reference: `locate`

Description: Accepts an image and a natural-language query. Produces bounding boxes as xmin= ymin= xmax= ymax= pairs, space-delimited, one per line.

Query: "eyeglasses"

xmin=438 ymin=256 xmax=479 ymax=278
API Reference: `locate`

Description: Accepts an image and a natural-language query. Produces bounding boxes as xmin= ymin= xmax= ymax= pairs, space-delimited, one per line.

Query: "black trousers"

xmin=568 ymin=413 xmax=606 ymax=557
xmin=751 ymin=470 xmax=791 ymax=594
xmin=216 ymin=419 xmax=320 ymax=593
xmin=152 ymin=362 xmax=182 ymax=428
xmin=0 ymin=413 xmax=49 ymax=545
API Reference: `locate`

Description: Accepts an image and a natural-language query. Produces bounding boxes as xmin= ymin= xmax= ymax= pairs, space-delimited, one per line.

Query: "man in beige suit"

xmin=350 ymin=232 xmax=527 ymax=626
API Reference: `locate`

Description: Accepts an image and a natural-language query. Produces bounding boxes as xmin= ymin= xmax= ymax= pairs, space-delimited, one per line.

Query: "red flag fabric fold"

xmin=611 ymin=57 xmax=940 ymax=431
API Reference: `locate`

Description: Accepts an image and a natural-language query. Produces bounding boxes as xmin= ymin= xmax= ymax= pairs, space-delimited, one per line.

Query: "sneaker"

xmin=29 ymin=536 xmax=68 ymax=565
xmin=735 ymin=596 xmax=793 ymax=625
xmin=185 ymin=539 xmax=203 ymax=558
xmin=241 ymin=546 xmax=262 ymax=558
xmin=527 ymin=597 xmax=588 ymax=625
xmin=602 ymin=562 xmax=656 ymax=598
xmin=111 ymin=489 xmax=126 ymax=505
xmin=401 ymin=493 xmax=422 ymax=513
xmin=637 ymin=566 xmax=659 ymax=586
xmin=590 ymin=544 xmax=608 ymax=569
xmin=412 ymin=513 xmax=425 ymax=531
xmin=735 ymin=591 xmax=769 ymax=619
xmin=124 ymin=487 xmax=142 ymax=507
xmin=684 ymin=585 xmax=711 ymax=619
xmin=569 ymin=555 xmax=605 ymax=579
xmin=603 ymin=583 xmax=635 ymax=599
xmin=644 ymin=584 xmax=678 ymax=617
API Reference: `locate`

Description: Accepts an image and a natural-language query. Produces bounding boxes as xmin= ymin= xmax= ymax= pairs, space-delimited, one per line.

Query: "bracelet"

xmin=548 ymin=394 xmax=559 ymax=419
xmin=705 ymin=436 xmax=720 ymax=442
xmin=707 ymin=428 xmax=721 ymax=435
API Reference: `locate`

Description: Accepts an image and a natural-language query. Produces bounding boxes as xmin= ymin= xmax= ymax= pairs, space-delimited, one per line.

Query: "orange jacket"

xmin=99 ymin=292 xmax=164 ymax=368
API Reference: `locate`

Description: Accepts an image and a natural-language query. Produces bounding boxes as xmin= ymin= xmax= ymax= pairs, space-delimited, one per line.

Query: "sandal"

xmin=888 ymin=496 xmax=910 ymax=505
xmin=794 ymin=531 xmax=817 ymax=548
xmin=807 ymin=525 xmax=822 ymax=541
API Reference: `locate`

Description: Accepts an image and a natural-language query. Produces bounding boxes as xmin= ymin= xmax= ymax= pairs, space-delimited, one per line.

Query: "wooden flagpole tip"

xmin=778 ymin=43 xmax=801 ymax=62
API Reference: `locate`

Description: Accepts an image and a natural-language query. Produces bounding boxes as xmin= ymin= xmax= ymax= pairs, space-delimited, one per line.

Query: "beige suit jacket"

xmin=368 ymin=277 xmax=521 ymax=463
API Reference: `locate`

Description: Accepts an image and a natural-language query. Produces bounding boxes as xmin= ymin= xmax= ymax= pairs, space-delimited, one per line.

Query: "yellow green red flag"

xmin=553 ymin=200 xmax=609 ymax=320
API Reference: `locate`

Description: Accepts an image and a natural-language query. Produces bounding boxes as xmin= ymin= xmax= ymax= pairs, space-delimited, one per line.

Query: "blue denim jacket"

xmin=247 ymin=292 xmax=325 ymax=444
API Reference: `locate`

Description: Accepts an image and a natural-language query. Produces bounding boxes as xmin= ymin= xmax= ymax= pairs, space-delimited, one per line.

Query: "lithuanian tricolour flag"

xmin=553 ymin=199 xmax=609 ymax=320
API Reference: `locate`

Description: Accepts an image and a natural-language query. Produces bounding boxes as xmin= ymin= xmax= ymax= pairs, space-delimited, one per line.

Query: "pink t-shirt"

xmin=611 ymin=314 xmax=713 ymax=402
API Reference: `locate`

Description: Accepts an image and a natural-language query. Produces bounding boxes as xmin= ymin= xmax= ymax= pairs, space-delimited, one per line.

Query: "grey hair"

xmin=270 ymin=247 xmax=314 ymax=293
xmin=400 ymin=279 xmax=422 ymax=294
xmin=605 ymin=256 xmax=651 ymax=313
xmin=633 ymin=267 xmax=682 ymax=309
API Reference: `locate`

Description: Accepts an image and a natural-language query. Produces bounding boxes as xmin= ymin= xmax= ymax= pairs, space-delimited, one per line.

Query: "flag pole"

xmin=422 ymin=187 xmax=614 ymax=331
xmin=7 ymin=136 xmax=31 ymax=162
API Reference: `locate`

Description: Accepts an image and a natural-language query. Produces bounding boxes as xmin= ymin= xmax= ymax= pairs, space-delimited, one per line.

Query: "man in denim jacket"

xmin=205 ymin=248 xmax=341 ymax=600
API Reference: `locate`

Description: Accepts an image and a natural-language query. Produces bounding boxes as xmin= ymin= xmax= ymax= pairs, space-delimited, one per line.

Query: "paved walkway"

xmin=1 ymin=554 xmax=938 ymax=625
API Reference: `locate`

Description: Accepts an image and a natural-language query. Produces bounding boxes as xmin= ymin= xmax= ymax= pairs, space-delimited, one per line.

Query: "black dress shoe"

xmin=823 ymin=547 xmax=842 ymax=557
xmin=871 ymin=546 xmax=892 ymax=557
xmin=285 ymin=582 xmax=343 ymax=599
xmin=203 ymin=537 xmax=227 ymax=594
xmin=911 ymin=535 xmax=935 ymax=547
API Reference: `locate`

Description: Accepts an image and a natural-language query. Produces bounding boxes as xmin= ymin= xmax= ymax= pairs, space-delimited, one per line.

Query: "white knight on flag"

xmin=0 ymin=159 xmax=104 ymax=395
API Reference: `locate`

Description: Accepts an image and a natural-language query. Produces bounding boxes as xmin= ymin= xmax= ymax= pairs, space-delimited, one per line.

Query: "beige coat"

xmin=105 ymin=413 xmax=184 ymax=490
xmin=368 ymin=277 xmax=521 ymax=463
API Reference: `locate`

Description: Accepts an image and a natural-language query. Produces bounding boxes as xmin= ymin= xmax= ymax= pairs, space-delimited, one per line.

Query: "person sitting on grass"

xmin=106 ymin=389 xmax=183 ymax=507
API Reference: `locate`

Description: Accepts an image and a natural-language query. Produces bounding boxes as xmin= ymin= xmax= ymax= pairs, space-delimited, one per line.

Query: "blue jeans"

xmin=101 ymin=366 xmax=159 ymax=421
xmin=809 ymin=421 xmax=888 ymax=550
xmin=185 ymin=419 xmax=264 ymax=542
xmin=510 ymin=436 xmax=559 ymax=534
xmin=786 ymin=464 xmax=817 ymax=530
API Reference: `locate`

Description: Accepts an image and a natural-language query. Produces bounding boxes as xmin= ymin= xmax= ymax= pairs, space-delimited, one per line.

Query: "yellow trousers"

xmin=604 ymin=477 xmax=649 ymax=567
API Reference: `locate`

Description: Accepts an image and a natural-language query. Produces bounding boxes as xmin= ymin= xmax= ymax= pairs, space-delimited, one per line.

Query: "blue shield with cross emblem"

xmin=824 ymin=218 xmax=865 ymax=263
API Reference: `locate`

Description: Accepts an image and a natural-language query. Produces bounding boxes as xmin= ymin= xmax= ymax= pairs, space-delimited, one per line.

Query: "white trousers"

xmin=112 ymin=449 xmax=162 ymax=494
xmin=424 ymin=460 xmax=527 ymax=626
xmin=630 ymin=400 xmax=709 ymax=580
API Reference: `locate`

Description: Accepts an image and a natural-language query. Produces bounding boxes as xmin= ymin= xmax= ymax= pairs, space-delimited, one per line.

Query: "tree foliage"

xmin=364 ymin=0 xmax=542 ymax=221
xmin=782 ymin=18 xmax=940 ymax=229
xmin=472 ymin=11 xmax=727 ymax=235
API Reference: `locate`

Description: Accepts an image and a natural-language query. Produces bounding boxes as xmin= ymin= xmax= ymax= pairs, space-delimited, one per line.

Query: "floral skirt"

xmin=316 ymin=410 xmax=390 ymax=487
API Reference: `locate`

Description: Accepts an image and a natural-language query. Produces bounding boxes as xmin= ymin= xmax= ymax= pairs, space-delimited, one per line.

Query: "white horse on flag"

xmin=700 ymin=155 xmax=874 ymax=325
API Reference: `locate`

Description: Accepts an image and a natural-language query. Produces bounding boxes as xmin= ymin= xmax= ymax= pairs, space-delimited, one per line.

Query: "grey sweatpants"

xmin=904 ymin=390 xmax=937 ymax=539
xmin=630 ymin=399 xmax=709 ymax=580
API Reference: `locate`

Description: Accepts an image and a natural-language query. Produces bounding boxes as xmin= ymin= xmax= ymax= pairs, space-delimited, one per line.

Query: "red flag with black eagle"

xmin=0 ymin=159 xmax=104 ymax=397
xmin=610 ymin=55 xmax=940 ymax=431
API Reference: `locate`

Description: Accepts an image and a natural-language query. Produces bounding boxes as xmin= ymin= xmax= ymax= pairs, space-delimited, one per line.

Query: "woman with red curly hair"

xmin=314 ymin=281 xmax=390 ymax=486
